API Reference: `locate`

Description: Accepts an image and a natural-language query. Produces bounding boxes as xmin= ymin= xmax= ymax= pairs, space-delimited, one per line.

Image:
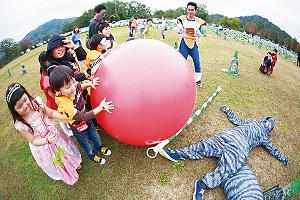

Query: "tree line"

xmin=211 ymin=15 xmax=299 ymax=52
xmin=0 ymin=0 xmax=298 ymax=68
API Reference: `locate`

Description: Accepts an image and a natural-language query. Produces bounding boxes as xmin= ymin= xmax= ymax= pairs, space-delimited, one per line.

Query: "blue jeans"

xmin=179 ymin=39 xmax=201 ymax=73
xmin=71 ymin=120 xmax=102 ymax=161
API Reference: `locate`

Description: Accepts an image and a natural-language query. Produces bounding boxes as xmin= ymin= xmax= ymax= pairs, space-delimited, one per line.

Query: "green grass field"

xmin=0 ymin=27 xmax=299 ymax=200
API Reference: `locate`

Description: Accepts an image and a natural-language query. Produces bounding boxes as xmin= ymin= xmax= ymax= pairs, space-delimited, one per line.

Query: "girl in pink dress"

xmin=6 ymin=83 xmax=81 ymax=185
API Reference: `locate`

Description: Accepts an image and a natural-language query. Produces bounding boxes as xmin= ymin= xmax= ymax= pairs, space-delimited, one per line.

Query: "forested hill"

xmin=22 ymin=18 xmax=75 ymax=43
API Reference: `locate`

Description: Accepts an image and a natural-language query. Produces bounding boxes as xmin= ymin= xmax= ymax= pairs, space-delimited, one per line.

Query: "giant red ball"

xmin=90 ymin=39 xmax=196 ymax=146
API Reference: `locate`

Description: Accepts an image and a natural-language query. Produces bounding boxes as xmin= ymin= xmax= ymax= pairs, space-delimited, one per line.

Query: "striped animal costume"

xmin=222 ymin=164 xmax=263 ymax=199
xmin=172 ymin=105 xmax=288 ymax=199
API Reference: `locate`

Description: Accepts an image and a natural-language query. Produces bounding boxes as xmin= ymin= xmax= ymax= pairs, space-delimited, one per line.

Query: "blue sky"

xmin=0 ymin=0 xmax=299 ymax=42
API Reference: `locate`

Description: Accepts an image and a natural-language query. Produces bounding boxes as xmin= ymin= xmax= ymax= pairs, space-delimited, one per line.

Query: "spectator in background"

xmin=109 ymin=15 xmax=115 ymax=25
xmin=269 ymin=49 xmax=278 ymax=75
xmin=160 ymin=16 xmax=167 ymax=40
xmin=177 ymin=2 xmax=207 ymax=87
xmin=129 ymin=17 xmax=138 ymax=39
xmin=86 ymin=4 xmax=106 ymax=48
xmin=142 ymin=18 xmax=154 ymax=39
xmin=138 ymin=16 xmax=146 ymax=38
xmin=71 ymin=26 xmax=82 ymax=46
xmin=97 ymin=22 xmax=117 ymax=50
xmin=297 ymin=52 xmax=300 ymax=67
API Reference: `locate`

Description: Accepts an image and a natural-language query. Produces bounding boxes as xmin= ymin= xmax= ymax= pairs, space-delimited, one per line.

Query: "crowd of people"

xmin=5 ymin=1 xmax=291 ymax=200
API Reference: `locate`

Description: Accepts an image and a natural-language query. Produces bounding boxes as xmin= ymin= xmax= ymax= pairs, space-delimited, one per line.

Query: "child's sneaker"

xmin=100 ymin=146 xmax=111 ymax=156
xmin=158 ymin=148 xmax=182 ymax=162
xmin=94 ymin=155 xmax=106 ymax=165
xmin=193 ymin=179 xmax=205 ymax=200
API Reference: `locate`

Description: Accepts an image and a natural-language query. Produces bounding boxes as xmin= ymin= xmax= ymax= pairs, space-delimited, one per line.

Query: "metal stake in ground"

xmin=146 ymin=86 xmax=222 ymax=158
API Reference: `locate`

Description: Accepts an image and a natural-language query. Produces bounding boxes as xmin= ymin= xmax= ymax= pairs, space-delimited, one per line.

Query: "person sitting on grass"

xmin=49 ymin=65 xmax=114 ymax=165
xmin=259 ymin=52 xmax=273 ymax=75
xmin=159 ymin=105 xmax=288 ymax=200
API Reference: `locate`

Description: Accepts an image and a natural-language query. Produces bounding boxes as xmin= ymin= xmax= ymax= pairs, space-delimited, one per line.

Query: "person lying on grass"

xmin=159 ymin=105 xmax=288 ymax=200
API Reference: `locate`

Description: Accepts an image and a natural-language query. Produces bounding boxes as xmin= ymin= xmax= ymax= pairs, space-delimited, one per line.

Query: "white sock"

xmin=195 ymin=73 xmax=202 ymax=82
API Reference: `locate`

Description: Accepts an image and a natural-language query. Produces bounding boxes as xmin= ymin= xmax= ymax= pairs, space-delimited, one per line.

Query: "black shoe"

xmin=196 ymin=81 xmax=202 ymax=87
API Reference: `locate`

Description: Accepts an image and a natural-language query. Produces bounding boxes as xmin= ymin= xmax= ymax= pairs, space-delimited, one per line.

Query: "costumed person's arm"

xmin=261 ymin=139 xmax=288 ymax=165
xmin=177 ymin=19 xmax=183 ymax=35
xmin=195 ymin=19 xmax=206 ymax=38
xmin=220 ymin=105 xmax=256 ymax=126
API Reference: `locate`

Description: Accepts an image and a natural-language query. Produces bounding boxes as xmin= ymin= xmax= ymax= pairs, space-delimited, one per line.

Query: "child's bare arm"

xmin=44 ymin=106 xmax=69 ymax=120
xmin=19 ymin=130 xmax=56 ymax=146
xmin=93 ymin=98 xmax=114 ymax=115
xmin=81 ymin=77 xmax=100 ymax=90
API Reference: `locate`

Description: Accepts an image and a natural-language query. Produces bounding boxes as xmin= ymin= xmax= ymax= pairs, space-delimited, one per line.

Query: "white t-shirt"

xmin=138 ymin=19 xmax=146 ymax=29
xmin=161 ymin=19 xmax=167 ymax=30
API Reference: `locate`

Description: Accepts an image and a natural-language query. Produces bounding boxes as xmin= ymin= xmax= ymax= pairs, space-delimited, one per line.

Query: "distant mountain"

xmin=22 ymin=18 xmax=76 ymax=43
xmin=208 ymin=14 xmax=224 ymax=23
xmin=238 ymin=15 xmax=291 ymax=39
xmin=208 ymin=14 xmax=295 ymax=48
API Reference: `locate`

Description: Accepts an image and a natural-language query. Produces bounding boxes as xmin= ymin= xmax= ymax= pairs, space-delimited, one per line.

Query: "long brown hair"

xmin=6 ymin=83 xmax=40 ymax=133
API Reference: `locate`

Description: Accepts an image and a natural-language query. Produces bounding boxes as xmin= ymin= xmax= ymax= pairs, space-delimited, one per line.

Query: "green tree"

xmin=126 ymin=1 xmax=151 ymax=18
xmin=152 ymin=10 xmax=165 ymax=19
xmin=230 ymin=17 xmax=240 ymax=30
xmin=62 ymin=9 xmax=94 ymax=33
xmin=220 ymin=16 xmax=230 ymax=28
xmin=196 ymin=4 xmax=208 ymax=21
xmin=256 ymin=20 xmax=264 ymax=31
xmin=0 ymin=38 xmax=21 ymax=67
xmin=105 ymin=0 xmax=128 ymax=21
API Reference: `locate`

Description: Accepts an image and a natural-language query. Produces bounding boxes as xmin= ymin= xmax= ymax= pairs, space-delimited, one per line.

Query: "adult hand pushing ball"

xmin=91 ymin=39 xmax=196 ymax=146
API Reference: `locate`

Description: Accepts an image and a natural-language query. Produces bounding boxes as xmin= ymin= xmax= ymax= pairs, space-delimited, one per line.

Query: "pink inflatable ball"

xmin=91 ymin=39 xmax=196 ymax=146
